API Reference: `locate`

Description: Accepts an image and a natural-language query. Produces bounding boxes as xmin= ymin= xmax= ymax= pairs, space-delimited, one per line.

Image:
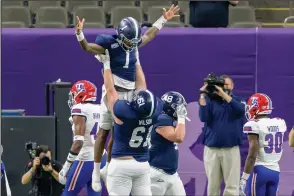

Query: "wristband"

xmin=178 ymin=116 xmax=185 ymax=125
xmin=29 ymin=168 xmax=34 ymax=175
xmin=66 ymin=151 xmax=78 ymax=163
xmin=241 ymin=172 xmax=250 ymax=180
xmin=94 ymin=162 xmax=101 ymax=173
xmin=152 ymin=16 xmax=167 ymax=30
xmin=76 ymin=32 xmax=85 ymax=42
xmin=200 ymin=91 xmax=207 ymax=95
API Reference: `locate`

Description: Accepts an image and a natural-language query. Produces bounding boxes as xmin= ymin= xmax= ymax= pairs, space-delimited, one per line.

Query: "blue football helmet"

xmin=116 ymin=17 xmax=142 ymax=52
xmin=130 ymin=89 xmax=157 ymax=118
xmin=161 ymin=91 xmax=187 ymax=119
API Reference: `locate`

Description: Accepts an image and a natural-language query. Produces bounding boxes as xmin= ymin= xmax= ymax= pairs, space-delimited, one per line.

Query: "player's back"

xmin=111 ymin=100 xmax=162 ymax=162
xmin=95 ymin=34 xmax=139 ymax=89
xmin=71 ymin=103 xmax=100 ymax=161
xmin=244 ymin=118 xmax=287 ymax=171
xmin=149 ymin=114 xmax=179 ymax=175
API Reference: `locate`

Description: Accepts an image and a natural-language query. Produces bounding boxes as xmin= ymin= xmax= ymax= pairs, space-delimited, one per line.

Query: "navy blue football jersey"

xmin=111 ymin=99 xmax=162 ymax=162
xmin=149 ymin=114 xmax=179 ymax=175
xmin=95 ymin=34 xmax=142 ymax=83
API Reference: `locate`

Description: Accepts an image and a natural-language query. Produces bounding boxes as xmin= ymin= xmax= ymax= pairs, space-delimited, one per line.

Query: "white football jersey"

xmin=243 ymin=118 xmax=287 ymax=171
xmin=70 ymin=103 xmax=100 ymax=161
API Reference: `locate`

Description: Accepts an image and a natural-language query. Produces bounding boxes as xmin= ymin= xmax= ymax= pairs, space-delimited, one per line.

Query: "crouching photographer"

xmin=21 ymin=143 xmax=64 ymax=196
xmin=198 ymin=73 xmax=245 ymax=196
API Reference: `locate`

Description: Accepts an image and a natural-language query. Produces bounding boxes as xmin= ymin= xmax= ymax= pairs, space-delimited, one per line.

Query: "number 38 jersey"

xmin=243 ymin=118 xmax=287 ymax=171
xmin=69 ymin=103 xmax=100 ymax=161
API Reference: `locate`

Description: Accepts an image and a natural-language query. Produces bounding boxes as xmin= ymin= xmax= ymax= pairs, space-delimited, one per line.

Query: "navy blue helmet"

xmin=130 ymin=89 xmax=158 ymax=118
xmin=161 ymin=91 xmax=187 ymax=119
xmin=116 ymin=17 xmax=142 ymax=51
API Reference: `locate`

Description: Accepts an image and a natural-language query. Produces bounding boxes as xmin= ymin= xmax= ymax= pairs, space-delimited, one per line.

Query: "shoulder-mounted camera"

xmin=204 ymin=73 xmax=225 ymax=98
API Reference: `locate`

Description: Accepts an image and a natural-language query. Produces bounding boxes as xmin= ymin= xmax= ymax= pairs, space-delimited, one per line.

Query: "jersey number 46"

xmin=129 ymin=126 xmax=153 ymax=148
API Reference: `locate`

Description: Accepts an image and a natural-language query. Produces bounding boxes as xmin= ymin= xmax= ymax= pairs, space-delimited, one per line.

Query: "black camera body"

xmin=25 ymin=142 xmax=50 ymax=166
xmin=204 ymin=73 xmax=225 ymax=98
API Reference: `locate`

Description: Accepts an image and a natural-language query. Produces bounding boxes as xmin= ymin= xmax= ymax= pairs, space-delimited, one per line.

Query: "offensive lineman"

xmin=102 ymin=49 xmax=162 ymax=195
xmin=59 ymin=80 xmax=106 ymax=196
xmin=74 ymin=5 xmax=180 ymax=191
xmin=149 ymin=91 xmax=188 ymax=196
xmin=239 ymin=93 xmax=287 ymax=196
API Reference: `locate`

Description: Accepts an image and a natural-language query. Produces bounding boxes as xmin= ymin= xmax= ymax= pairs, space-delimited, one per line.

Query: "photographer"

xmin=199 ymin=74 xmax=245 ymax=196
xmin=21 ymin=144 xmax=63 ymax=196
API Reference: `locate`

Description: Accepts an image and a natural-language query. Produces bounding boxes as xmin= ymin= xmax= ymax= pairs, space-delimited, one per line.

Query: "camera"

xmin=204 ymin=73 xmax=225 ymax=97
xmin=25 ymin=142 xmax=51 ymax=165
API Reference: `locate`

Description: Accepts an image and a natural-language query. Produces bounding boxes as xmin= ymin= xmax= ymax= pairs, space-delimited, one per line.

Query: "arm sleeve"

xmin=95 ymin=35 xmax=110 ymax=50
xmin=71 ymin=105 xmax=86 ymax=118
xmin=198 ymin=96 xmax=212 ymax=122
xmin=154 ymin=115 xmax=173 ymax=129
xmin=230 ymin=97 xmax=246 ymax=116
xmin=243 ymin=121 xmax=259 ymax=135
xmin=113 ymin=100 xmax=130 ymax=121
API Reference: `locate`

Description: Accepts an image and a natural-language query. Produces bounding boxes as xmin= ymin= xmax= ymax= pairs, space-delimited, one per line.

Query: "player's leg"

xmin=106 ymin=159 xmax=132 ymax=195
xmin=265 ymin=169 xmax=280 ymax=196
xmin=165 ymin=173 xmax=186 ymax=196
xmin=62 ymin=161 xmax=91 ymax=196
xmin=221 ymin=146 xmax=241 ymax=196
xmin=204 ymin=146 xmax=223 ymax=196
xmin=130 ymin=161 xmax=152 ymax=196
xmin=87 ymin=153 xmax=107 ymax=196
xmin=246 ymin=165 xmax=267 ymax=196
xmin=149 ymin=167 xmax=167 ymax=196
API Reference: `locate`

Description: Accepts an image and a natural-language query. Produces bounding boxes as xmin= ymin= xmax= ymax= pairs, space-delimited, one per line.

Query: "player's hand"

xmin=163 ymin=4 xmax=180 ymax=21
xmin=95 ymin=49 xmax=110 ymax=69
xmin=176 ymin=104 xmax=188 ymax=119
xmin=75 ymin=16 xmax=85 ymax=34
xmin=239 ymin=178 xmax=247 ymax=196
xmin=58 ymin=162 xmax=71 ymax=185
xmin=32 ymin=157 xmax=40 ymax=169
xmin=92 ymin=170 xmax=102 ymax=192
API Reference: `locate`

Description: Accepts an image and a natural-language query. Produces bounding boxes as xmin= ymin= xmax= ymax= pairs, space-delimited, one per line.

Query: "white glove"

xmin=239 ymin=178 xmax=247 ymax=196
xmin=94 ymin=49 xmax=110 ymax=70
xmin=176 ymin=104 xmax=188 ymax=124
xmin=100 ymin=162 xmax=109 ymax=183
xmin=58 ymin=162 xmax=71 ymax=185
xmin=92 ymin=162 xmax=102 ymax=192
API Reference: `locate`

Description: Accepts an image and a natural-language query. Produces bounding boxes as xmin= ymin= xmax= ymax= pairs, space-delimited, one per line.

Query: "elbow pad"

xmin=73 ymin=135 xmax=84 ymax=141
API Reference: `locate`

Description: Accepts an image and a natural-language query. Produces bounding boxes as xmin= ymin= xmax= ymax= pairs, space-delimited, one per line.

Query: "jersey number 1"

xmin=129 ymin=126 xmax=153 ymax=148
xmin=264 ymin=132 xmax=283 ymax=154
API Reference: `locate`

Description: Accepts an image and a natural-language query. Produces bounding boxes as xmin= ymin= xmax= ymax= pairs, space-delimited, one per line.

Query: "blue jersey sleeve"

xmin=154 ymin=114 xmax=174 ymax=129
xmin=113 ymin=100 xmax=133 ymax=120
xmin=95 ymin=34 xmax=113 ymax=50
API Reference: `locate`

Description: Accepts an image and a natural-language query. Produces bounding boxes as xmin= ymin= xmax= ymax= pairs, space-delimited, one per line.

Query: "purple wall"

xmin=2 ymin=28 xmax=294 ymax=195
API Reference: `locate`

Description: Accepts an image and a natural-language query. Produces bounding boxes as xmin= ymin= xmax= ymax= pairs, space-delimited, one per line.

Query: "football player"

xmin=75 ymin=6 xmax=180 ymax=191
xmin=59 ymin=80 xmax=106 ymax=196
xmin=239 ymin=93 xmax=287 ymax=196
xmin=149 ymin=91 xmax=188 ymax=196
xmin=101 ymin=49 xmax=162 ymax=195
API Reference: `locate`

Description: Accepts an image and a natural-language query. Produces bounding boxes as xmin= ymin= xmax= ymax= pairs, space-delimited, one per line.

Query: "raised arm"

xmin=75 ymin=16 xmax=105 ymax=55
xmin=139 ymin=4 xmax=180 ymax=48
xmin=134 ymin=49 xmax=147 ymax=89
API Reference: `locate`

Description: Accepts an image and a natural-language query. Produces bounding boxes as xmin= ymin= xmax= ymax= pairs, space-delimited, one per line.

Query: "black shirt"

xmin=190 ymin=1 xmax=232 ymax=27
xmin=25 ymin=160 xmax=64 ymax=196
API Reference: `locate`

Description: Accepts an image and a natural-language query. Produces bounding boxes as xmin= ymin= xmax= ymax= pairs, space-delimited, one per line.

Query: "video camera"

xmin=204 ymin=73 xmax=225 ymax=98
xmin=25 ymin=142 xmax=50 ymax=166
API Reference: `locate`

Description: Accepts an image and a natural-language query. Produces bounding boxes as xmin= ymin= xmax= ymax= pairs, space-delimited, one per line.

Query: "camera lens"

xmin=40 ymin=156 xmax=50 ymax=165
